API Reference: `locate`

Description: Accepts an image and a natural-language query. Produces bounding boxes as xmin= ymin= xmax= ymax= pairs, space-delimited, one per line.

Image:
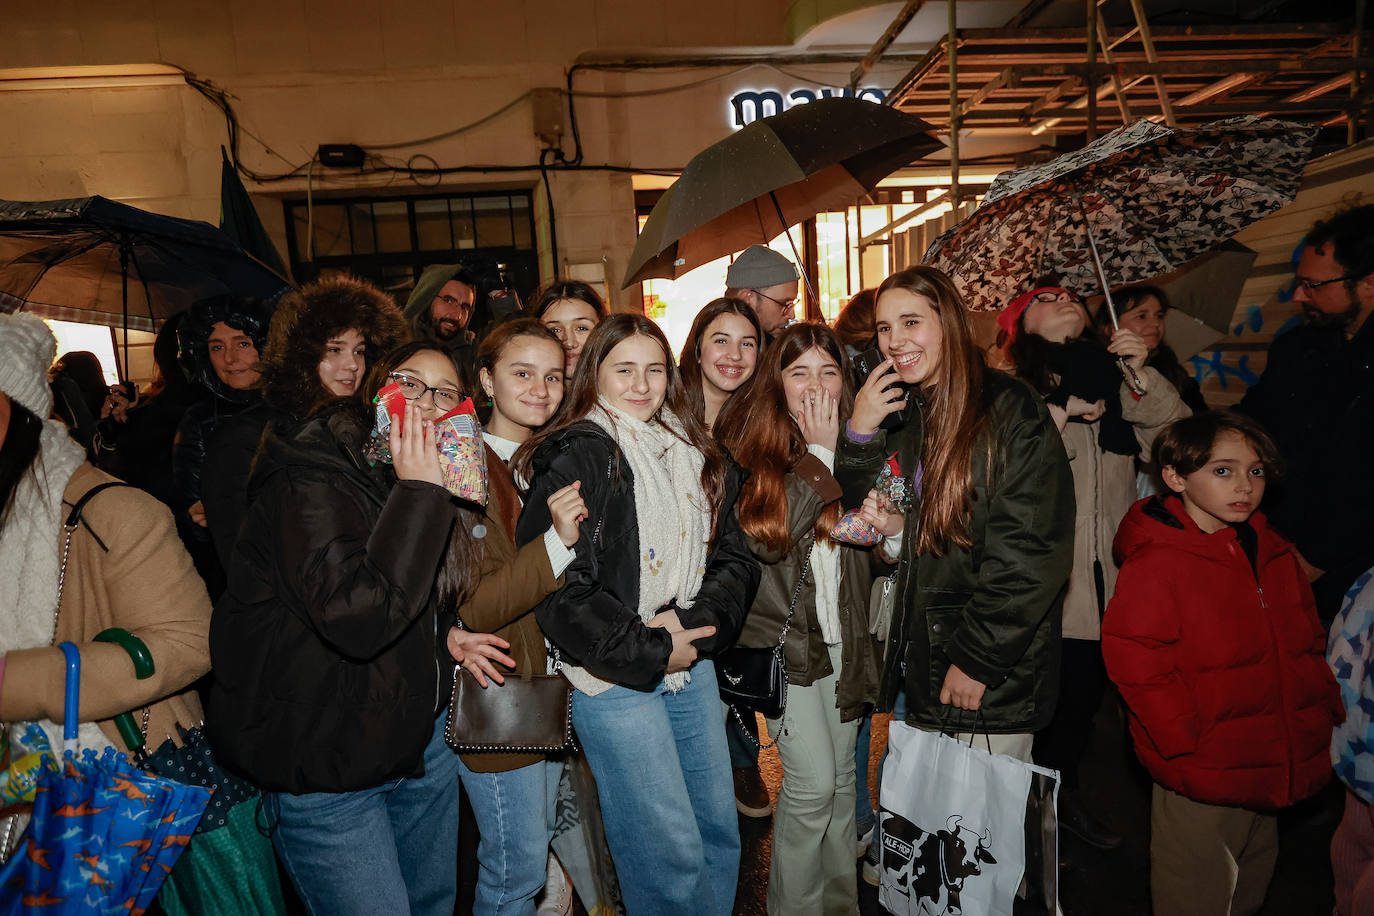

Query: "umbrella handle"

xmin=1075 ymin=195 xmax=1148 ymax=397
xmin=57 ymin=642 xmax=81 ymax=757
xmin=93 ymin=628 xmax=155 ymax=756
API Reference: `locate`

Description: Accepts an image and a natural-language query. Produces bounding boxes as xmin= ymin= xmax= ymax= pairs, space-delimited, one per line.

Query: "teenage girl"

xmin=678 ymin=297 xmax=763 ymax=430
xmin=513 ymin=313 xmax=760 ymax=916
xmin=716 ymin=322 xmax=881 ymax=915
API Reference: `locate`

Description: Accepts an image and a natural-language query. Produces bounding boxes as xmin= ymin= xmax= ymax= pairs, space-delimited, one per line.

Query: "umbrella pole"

xmin=119 ymin=242 xmax=131 ymax=386
xmin=1077 ymin=197 xmax=1147 ymax=396
xmin=770 ymin=192 xmax=819 ymax=307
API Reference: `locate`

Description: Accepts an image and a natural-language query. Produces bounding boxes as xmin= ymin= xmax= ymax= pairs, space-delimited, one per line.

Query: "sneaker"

xmin=535 ymin=853 xmax=573 ymax=916
xmin=856 ymin=824 xmax=875 ymax=859
xmin=1059 ymin=792 xmax=1122 ymax=850
xmin=733 ymin=765 xmax=772 ymax=818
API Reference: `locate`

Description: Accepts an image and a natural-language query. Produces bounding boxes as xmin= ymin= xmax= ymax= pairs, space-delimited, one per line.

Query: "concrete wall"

xmin=0 ymin=0 xmax=820 ymax=312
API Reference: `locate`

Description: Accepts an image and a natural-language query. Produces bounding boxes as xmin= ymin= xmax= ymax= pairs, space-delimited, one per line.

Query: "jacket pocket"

xmin=925 ymin=598 xmax=969 ymax=697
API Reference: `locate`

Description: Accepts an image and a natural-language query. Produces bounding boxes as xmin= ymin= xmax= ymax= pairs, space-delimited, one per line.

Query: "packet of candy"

xmin=830 ymin=453 xmax=909 ymax=546
xmin=434 ymin=398 xmax=488 ymax=506
xmin=1 ymin=723 xmax=57 ymax=808
xmin=363 ymin=381 xmax=409 ymax=465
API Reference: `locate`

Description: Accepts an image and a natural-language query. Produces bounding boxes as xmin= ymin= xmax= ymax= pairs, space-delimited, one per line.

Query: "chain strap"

xmin=732 ymin=535 xmax=816 ymax=751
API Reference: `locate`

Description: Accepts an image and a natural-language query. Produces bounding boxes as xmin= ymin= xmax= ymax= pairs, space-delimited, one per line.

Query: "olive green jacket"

xmin=835 ymin=370 xmax=1074 ymax=734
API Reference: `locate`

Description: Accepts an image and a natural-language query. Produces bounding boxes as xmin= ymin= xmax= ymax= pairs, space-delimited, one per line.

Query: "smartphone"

xmin=110 ymin=381 xmax=139 ymax=404
xmin=853 ymin=347 xmax=914 ymax=431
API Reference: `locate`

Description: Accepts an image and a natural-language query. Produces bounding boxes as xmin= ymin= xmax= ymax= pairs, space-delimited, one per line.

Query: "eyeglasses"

xmin=388 ymin=373 xmax=464 ymax=411
xmin=754 ymin=290 xmax=798 ymax=311
xmin=1295 ymin=274 xmax=1355 ymax=293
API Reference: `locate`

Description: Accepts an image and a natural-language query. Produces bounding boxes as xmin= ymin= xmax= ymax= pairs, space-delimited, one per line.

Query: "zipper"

xmin=590 ymin=454 xmax=614 ymax=547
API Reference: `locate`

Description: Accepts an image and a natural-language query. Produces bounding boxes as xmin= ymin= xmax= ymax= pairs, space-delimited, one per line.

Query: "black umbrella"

xmin=0 ymin=196 xmax=291 ymax=379
xmin=623 ymin=97 xmax=941 ymax=288
xmin=219 ymin=148 xmax=290 ymax=280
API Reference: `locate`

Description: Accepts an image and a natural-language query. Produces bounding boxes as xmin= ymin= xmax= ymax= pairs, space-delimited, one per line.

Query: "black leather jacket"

xmin=206 ymin=404 xmax=455 ymax=793
xmin=515 ymin=422 xmax=760 ymax=691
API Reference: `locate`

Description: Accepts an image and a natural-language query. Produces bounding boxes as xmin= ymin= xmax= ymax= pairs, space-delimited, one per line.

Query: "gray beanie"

xmin=725 ymin=245 xmax=799 ymax=290
xmin=0 ymin=312 xmax=57 ymax=419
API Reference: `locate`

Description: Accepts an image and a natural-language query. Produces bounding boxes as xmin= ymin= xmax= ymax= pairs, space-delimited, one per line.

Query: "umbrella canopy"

xmin=0 ymin=748 xmax=209 ymax=913
xmin=624 ymin=97 xmax=942 ymax=287
xmin=220 ymin=149 xmax=290 ymax=280
xmin=0 ymin=196 xmax=291 ymax=334
xmin=925 ymin=116 xmax=1317 ymax=313
xmin=1086 ymin=241 xmax=1258 ymax=360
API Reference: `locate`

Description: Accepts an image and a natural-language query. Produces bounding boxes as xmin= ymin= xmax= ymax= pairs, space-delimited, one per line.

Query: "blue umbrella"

xmin=0 ymin=643 xmax=210 ymax=915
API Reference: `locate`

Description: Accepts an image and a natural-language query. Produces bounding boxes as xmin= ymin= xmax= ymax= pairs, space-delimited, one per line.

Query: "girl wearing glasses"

xmin=207 ymin=295 xmax=480 ymax=914
xmin=997 ymin=280 xmax=1187 ymax=847
xmin=512 ymin=314 xmax=760 ymax=916
xmin=440 ymin=318 xmax=588 ymax=916
xmin=715 ymin=322 xmax=882 ymax=915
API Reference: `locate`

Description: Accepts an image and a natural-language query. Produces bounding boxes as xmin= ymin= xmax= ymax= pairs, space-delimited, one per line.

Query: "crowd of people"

xmin=0 ymin=201 xmax=1372 ymax=916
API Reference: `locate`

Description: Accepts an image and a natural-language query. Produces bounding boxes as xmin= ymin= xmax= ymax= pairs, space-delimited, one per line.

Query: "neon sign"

xmin=728 ymin=87 xmax=888 ymax=129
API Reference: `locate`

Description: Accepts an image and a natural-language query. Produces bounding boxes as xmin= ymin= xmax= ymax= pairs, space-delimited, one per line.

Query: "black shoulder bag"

xmin=715 ymin=536 xmax=814 ymax=748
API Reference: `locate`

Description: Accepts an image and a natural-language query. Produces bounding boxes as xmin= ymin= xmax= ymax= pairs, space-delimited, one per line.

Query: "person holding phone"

xmin=836 ymin=266 xmax=1074 ymax=759
xmin=207 ymin=332 xmax=490 ymax=916
xmin=513 ymin=314 xmax=760 ymax=916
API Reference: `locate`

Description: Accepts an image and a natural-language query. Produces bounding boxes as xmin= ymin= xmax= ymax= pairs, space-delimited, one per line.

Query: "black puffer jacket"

xmin=206 ymin=404 xmax=455 ymax=793
xmin=515 ymin=422 xmax=760 ymax=691
xmin=835 ymin=370 xmax=1074 ymax=734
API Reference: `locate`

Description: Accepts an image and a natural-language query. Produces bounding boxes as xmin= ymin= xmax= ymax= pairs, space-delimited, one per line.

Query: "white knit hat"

xmin=0 ymin=312 xmax=57 ymax=418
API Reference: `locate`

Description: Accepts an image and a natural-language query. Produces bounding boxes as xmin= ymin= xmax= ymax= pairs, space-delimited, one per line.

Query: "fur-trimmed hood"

xmin=258 ymin=277 xmax=410 ymax=420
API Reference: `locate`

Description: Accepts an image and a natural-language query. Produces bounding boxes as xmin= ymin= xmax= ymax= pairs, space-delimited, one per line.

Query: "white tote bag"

xmin=876 ymin=721 xmax=1060 ymax=916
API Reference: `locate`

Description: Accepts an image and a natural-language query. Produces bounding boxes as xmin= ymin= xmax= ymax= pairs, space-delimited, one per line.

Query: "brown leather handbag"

xmin=444 ymin=664 xmax=574 ymax=754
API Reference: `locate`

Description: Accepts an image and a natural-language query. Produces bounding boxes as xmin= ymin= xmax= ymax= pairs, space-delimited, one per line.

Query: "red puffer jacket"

xmin=1102 ymin=495 xmax=1341 ymax=810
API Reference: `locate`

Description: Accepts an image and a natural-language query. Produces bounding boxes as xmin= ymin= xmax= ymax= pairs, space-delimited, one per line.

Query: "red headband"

xmin=997 ymin=287 xmax=1071 ymax=341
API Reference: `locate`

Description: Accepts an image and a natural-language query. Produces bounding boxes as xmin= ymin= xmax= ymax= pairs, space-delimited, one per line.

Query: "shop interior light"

xmin=0 ymin=64 xmax=186 ymax=91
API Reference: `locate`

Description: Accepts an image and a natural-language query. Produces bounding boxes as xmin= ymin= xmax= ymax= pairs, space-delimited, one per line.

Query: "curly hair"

xmin=258 ymin=276 xmax=410 ymax=419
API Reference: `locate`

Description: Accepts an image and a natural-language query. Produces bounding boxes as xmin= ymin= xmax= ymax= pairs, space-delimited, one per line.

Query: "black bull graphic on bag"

xmin=879 ymin=811 xmax=997 ymax=915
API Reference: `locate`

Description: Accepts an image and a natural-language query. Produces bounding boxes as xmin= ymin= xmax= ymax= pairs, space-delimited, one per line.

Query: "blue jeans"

xmin=857 ymin=689 xmax=908 ymax=843
xmin=457 ymin=757 xmax=561 ymax=916
xmin=572 ymin=661 xmax=740 ymax=916
xmin=266 ymin=714 xmax=461 ymax=916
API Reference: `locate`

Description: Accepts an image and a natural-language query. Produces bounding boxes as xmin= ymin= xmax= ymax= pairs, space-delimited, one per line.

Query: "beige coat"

xmin=1059 ymin=366 xmax=1188 ymax=641
xmin=0 ymin=463 xmax=211 ymax=751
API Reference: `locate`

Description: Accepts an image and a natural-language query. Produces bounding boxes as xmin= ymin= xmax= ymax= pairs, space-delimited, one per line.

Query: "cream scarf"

xmin=564 ymin=401 xmax=710 ymax=696
xmin=0 ymin=421 xmax=109 ymax=753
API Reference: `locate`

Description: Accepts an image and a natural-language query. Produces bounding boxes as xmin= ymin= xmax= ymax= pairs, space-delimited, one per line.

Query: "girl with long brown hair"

xmin=678 ymin=297 xmax=763 ymax=430
xmin=837 ymin=266 xmax=1074 ymax=759
xmin=716 ymin=322 xmax=881 ymax=915
xmin=513 ymin=313 xmax=759 ymax=916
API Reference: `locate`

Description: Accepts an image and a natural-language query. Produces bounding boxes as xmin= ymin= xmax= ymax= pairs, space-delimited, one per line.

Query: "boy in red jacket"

xmin=1103 ymin=410 xmax=1341 ymax=916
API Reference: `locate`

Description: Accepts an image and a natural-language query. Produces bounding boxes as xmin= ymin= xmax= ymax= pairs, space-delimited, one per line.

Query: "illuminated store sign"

xmin=729 ymin=86 xmax=888 ymax=129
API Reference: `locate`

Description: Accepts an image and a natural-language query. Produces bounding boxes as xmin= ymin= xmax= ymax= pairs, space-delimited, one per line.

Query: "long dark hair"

xmin=48 ymin=351 xmax=107 ymax=418
xmin=1008 ymin=300 xmax=1106 ymax=397
xmin=875 ymin=267 xmax=988 ymax=557
xmin=514 ymin=313 xmax=728 ymax=539
xmin=716 ymin=323 xmax=853 ymax=554
xmin=677 ymin=297 xmax=762 ymax=426
xmin=362 ymin=341 xmax=481 ymax=611
xmin=0 ymin=401 xmax=44 ymax=528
